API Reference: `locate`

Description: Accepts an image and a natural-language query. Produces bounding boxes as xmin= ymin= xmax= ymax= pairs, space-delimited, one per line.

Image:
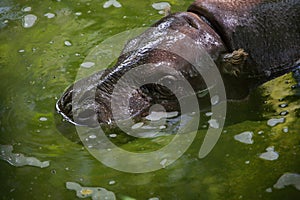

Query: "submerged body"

xmin=56 ymin=0 xmax=300 ymax=127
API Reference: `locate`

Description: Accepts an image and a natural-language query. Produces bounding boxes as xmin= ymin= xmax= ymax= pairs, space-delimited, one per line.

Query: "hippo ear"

xmin=219 ymin=49 xmax=248 ymax=77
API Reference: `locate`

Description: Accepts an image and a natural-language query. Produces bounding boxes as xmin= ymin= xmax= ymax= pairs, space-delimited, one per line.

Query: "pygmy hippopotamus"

xmin=56 ymin=0 xmax=300 ymax=128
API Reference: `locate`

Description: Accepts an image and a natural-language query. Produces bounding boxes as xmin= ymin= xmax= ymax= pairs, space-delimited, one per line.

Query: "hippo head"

xmin=56 ymin=12 xmax=231 ymax=129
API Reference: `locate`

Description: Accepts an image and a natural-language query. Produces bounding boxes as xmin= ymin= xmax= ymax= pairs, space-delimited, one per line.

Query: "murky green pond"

xmin=1 ymin=0 xmax=300 ymax=199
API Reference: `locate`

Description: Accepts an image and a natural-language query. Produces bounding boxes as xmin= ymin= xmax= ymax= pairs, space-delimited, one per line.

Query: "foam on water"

xmin=234 ymin=131 xmax=254 ymax=144
xmin=23 ymin=14 xmax=37 ymax=28
xmin=259 ymin=146 xmax=279 ymax=161
xmin=0 ymin=145 xmax=50 ymax=168
xmin=66 ymin=182 xmax=116 ymax=200
xmin=273 ymin=173 xmax=300 ymax=190
xmin=267 ymin=117 xmax=285 ymax=127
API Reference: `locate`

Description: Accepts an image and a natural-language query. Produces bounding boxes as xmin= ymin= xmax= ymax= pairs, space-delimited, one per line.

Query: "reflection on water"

xmin=0 ymin=0 xmax=299 ymax=199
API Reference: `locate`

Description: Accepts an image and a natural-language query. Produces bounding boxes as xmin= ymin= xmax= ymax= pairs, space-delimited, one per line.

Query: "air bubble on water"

xmin=103 ymin=0 xmax=122 ymax=8
xmin=64 ymin=40 xmax=72 ymax=46
xmin=208 ymin=119 xmax=219 ymax=129
xmin=149 ymin=198 xmax=160 ymax=200
xmin=23 ymin=14 xmax=37 ymax=28
xmin=259 ymin=146 xmax=279 ymax=161
xmin=279 ymin=103 xmax=288 ymax=108
xmin=39 ymin=117 xmax=48 ymax=121
xmin=108 ymin=180 xmax=116 ymax=185
xmin=44 ymin=13 xmax=55 ymax=18
xmin=131 ymin=122 xmax=144 ymax=129
xmin=267 ymin=117 xmax=285 ymax=127
xmin=23 ymin=7 xmax=32 ymax=12
xmin=109 ymin=134 xmax=117 ymax=138
xmin=89 ymin=135 xmax=97 ymax=139
xmin=257 ymin=131 xmax=264 ymax=135
xmin=160 ymin=158 xmax=168 ymax=168
xmin=265 ymin=188 xmax=272 ymax=193
xmin=80 ymin=62 xmax=95 ymax=68
xmin=152 ymin=2 xmax=170 ymax=10
xmin=205 ymin=112 xmax=213 ymax=117
xmin=279 ymin=110 xmax=289 ymax=116
xmin=273 ymin=173 xmax=300 ymax=190
xmin=234 ymin=131 xmax=253 ymax=144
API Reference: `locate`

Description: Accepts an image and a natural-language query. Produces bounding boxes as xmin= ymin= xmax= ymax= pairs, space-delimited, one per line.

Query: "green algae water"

xmin=1 ymin=0 xmax=300 ymax=199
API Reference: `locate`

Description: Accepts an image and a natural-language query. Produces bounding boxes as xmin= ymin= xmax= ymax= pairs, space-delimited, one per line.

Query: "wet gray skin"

xmin=56 ymin=0 xmax=300 ymax=128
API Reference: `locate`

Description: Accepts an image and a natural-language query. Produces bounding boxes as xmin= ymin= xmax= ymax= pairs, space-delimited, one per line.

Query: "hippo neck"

xmin=188 ymin=0 xmax=300 ymax=93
